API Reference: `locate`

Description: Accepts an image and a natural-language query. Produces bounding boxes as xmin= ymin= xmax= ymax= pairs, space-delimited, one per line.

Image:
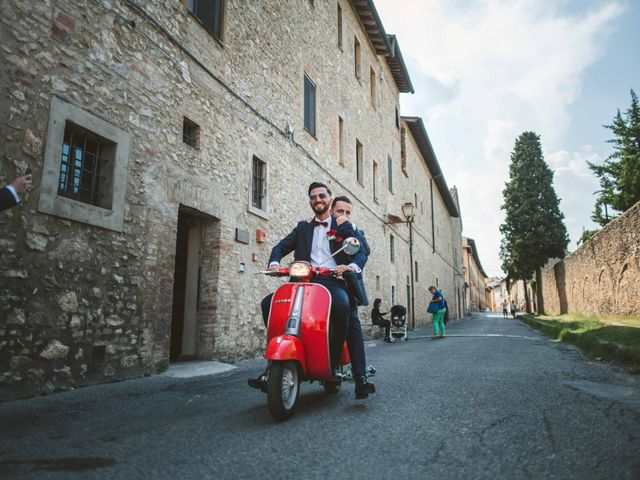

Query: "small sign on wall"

xmin=235 ymin=228 xmax=250 ymax=244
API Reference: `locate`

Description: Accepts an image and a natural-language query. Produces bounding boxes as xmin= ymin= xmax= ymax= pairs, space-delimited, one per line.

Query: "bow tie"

xmin=313 ymin=220 xmax=328 ymax=227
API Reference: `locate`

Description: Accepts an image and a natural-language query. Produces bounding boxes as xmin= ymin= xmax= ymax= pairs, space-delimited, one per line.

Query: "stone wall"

xmin=541 ymin=201 xmax=640 ymax=316
xmin=0 ymin=0 xmax=464 ymax=400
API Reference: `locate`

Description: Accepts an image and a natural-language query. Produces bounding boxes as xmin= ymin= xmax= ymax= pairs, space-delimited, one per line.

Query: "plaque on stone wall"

xmin=235 ymin=228 xmax=250 ymax=244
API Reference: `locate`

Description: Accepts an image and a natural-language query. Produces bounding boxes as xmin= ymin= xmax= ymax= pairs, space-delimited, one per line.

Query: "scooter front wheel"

xmin=267 ymin=361 xmax=300 ymax=422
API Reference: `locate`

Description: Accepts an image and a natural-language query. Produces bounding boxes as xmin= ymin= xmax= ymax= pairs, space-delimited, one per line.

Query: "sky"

xmin=375 ymin=0 xmax=640 ymax=278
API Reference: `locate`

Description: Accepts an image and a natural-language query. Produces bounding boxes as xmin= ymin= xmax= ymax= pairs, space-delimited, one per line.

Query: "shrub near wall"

xmin=541 ymin=201 xmax=640 ymax=316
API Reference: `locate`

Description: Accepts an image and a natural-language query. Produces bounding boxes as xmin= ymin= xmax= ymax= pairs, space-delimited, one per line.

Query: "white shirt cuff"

xmin=6 ymin=185 xmax=20 ymax=203
xmin=348 ymin=263 xmax=361 ymax=274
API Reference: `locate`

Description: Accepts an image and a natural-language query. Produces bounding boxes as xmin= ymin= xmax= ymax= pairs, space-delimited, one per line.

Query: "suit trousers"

xmin=260 ymin=278 xmax=350 ymax=369
xmin=347 ymin=296 xmax=367 ymax=377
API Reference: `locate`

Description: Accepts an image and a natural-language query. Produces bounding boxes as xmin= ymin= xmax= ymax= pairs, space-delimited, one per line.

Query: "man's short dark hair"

xmin=331 ymin=195 xmax=352 ymax=209
xmin=308 ymin=182 xmax=331 ymax=196
xmin=428 ymin=286 xmax=437 ymax=291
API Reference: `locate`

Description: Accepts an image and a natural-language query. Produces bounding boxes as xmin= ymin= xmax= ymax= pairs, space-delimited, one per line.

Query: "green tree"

xmin=500 ymin=132 xmax=569 ymax=314
xmin=588 ymin=89 xmax=640 ymax=226
xmin=577 ymin=228 xmax=598 ymax=246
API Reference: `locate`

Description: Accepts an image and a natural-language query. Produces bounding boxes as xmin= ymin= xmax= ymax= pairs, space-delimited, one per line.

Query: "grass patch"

xmin=520 ymin=313 xmax=640 ymax=373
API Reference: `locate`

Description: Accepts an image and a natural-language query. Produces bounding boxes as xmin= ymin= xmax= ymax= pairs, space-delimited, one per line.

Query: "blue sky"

xmin=376 ymin=0 xmax=640 ymax=277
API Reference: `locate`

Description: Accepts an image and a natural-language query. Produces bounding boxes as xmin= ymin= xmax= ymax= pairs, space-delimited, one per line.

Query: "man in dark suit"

xmin=249 ymin=182 xmax=374 ymax=399
xmin=332 ymin=196 xmax=375 ymax=398
xmin=1 ymin=173 xmax=32 ymax=211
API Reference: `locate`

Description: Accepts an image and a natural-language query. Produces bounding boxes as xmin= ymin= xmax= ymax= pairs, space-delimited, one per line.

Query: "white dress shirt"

xmin=310 ymin=219 xmax=337 ymax=269
xmin=6 ymin=185 xmax=19 ymax=204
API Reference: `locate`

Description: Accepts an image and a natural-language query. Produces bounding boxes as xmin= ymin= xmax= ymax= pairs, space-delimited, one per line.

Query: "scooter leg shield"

xmin=265 ymin=335 xmax=307 ymax=375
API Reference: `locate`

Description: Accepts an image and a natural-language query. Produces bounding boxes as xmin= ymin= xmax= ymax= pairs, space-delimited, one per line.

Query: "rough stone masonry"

xmin=0 ymin=0 xmax=465 ymax=400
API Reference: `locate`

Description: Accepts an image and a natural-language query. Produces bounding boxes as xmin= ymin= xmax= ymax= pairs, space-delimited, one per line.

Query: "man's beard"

xmin=312 ymin=203 xmax=330 ymax=215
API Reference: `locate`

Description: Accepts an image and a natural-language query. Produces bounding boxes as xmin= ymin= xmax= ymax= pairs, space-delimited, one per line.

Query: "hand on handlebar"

xmin=267 ymin=264 xmax=280 ymax=273
xmin=334 ymin=264 xmax=353 ymax=276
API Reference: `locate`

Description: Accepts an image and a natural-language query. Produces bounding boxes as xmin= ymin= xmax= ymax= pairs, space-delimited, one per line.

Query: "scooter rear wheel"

xmin=267 ymin=361 xmax=299 ymax=422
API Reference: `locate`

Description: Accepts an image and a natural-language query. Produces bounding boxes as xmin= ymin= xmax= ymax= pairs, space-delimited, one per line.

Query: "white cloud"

xmin=376 ymin=0 xmax=624 ymax=273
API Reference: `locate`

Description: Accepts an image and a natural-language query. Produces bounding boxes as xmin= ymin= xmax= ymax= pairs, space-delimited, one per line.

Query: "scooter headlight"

xmin=289 ymin=261 xmax=311 ymax=278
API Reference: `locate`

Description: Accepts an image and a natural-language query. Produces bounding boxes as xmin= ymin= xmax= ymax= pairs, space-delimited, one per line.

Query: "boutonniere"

xmin=327 ymin=229 xmax=338 ymax=241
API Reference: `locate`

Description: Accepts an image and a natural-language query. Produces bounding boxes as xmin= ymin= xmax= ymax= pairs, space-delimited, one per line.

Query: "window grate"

xmin=251 ymin=156 xmax=266 ymax=210
xmin=183 ymin=117 xmax=200 ymax=149
xmin=58 ymin=122 xmax=113 ymax=208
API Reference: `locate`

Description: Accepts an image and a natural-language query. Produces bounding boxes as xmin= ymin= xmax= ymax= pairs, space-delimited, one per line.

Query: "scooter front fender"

xmin=265 ymin=335 xmax=307 ymax=375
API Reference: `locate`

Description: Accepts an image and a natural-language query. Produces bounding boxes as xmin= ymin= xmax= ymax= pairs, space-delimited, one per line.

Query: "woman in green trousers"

xmin=429 ymin=286 xmax=447 ymax=339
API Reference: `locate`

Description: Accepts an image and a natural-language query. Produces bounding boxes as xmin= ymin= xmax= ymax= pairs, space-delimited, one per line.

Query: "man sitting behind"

xmin=249 ymin=182 xmax=367 ymax=396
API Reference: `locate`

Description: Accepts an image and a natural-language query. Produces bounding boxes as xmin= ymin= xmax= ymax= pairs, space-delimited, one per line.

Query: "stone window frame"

xmin=247 ymin=153 xmax=270 ymax=220
xmin=39 ymin=96 xmax=131 ymax=232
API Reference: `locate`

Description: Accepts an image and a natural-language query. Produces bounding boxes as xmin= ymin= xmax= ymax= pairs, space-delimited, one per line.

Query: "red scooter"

xmin=260 ymin=238 xmax=360 ymax=422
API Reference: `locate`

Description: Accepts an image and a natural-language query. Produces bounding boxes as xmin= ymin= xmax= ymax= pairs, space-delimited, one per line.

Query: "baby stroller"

xmin=389 ymin=304 xmax=408 ymax=342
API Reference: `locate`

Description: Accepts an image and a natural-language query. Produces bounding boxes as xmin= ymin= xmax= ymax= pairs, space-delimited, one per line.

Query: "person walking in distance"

xmin=428 ymin=286 xmax=447 ymax=339
xmin=501 ymin=299 xmax=509 ymax=319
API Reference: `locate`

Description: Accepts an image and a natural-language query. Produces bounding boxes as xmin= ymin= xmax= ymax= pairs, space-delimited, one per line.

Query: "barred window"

xmin=251 ymin=156 xmax=267 ymax=211
xmin=183 ymin=117 xmax=199 ymax=149
xmin=58 ymin=121 xmax=115 ymax=209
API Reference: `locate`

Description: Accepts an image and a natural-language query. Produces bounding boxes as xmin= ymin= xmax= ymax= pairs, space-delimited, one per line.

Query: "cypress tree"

xmin=589 ymin=89 xmax=640 ymax=226
xmin=500 ymin=132 xmax=569 ymax=314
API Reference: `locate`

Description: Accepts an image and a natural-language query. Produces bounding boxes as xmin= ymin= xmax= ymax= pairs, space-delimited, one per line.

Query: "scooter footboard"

xmin=265 ymin=335 xmax=307 ymax=375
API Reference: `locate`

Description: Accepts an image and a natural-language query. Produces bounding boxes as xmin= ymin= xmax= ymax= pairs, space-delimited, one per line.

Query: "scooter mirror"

xmin=342 ymin=237 xmax=360 ymax=256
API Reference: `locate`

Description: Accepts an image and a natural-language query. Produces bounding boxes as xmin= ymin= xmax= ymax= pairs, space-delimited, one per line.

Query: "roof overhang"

xmin=401 ymin=116 xmax=460 ymax=218
xmin=464 ymin=237 xmax=489 ymax=278
xmin=350 ymin=1 xmax=414 ymax=94
xmin=386 ymin=35 xmax=414 ymax=93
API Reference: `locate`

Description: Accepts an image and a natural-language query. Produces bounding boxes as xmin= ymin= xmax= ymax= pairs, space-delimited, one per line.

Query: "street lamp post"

xmin=401 ymin=202 xmax=416 ymax=330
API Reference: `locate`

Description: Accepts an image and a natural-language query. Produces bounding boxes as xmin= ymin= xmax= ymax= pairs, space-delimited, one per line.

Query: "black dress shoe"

xmin=354 ymin=376 xmax=376 ymax=399
xmin=247 ymin=372 xmax=268 ymax=393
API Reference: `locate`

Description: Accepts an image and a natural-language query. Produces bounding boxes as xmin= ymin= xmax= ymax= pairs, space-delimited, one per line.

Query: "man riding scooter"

xmin=248 ymin=182 xmax=375 ymax=399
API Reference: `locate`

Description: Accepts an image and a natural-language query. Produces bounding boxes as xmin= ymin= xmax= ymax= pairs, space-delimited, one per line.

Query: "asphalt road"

xmin=1 ymin=313 xmax=639 ymax=479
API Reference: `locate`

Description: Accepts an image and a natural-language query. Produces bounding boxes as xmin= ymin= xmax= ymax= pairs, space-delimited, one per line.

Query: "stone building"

xmin=462 ymin=237 xmax=488 ymax=312
xmin=0 ymin=0 xmax=464 ymax=400
xmin=485 ymin=276 xmax=505 ymax=312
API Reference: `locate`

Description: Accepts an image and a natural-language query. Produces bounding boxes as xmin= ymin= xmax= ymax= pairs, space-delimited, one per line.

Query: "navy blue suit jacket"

xmin=0 ymin=187 xmax=18 ymax=212
xmin=268 ymin=216 xmax=367 ymax=270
